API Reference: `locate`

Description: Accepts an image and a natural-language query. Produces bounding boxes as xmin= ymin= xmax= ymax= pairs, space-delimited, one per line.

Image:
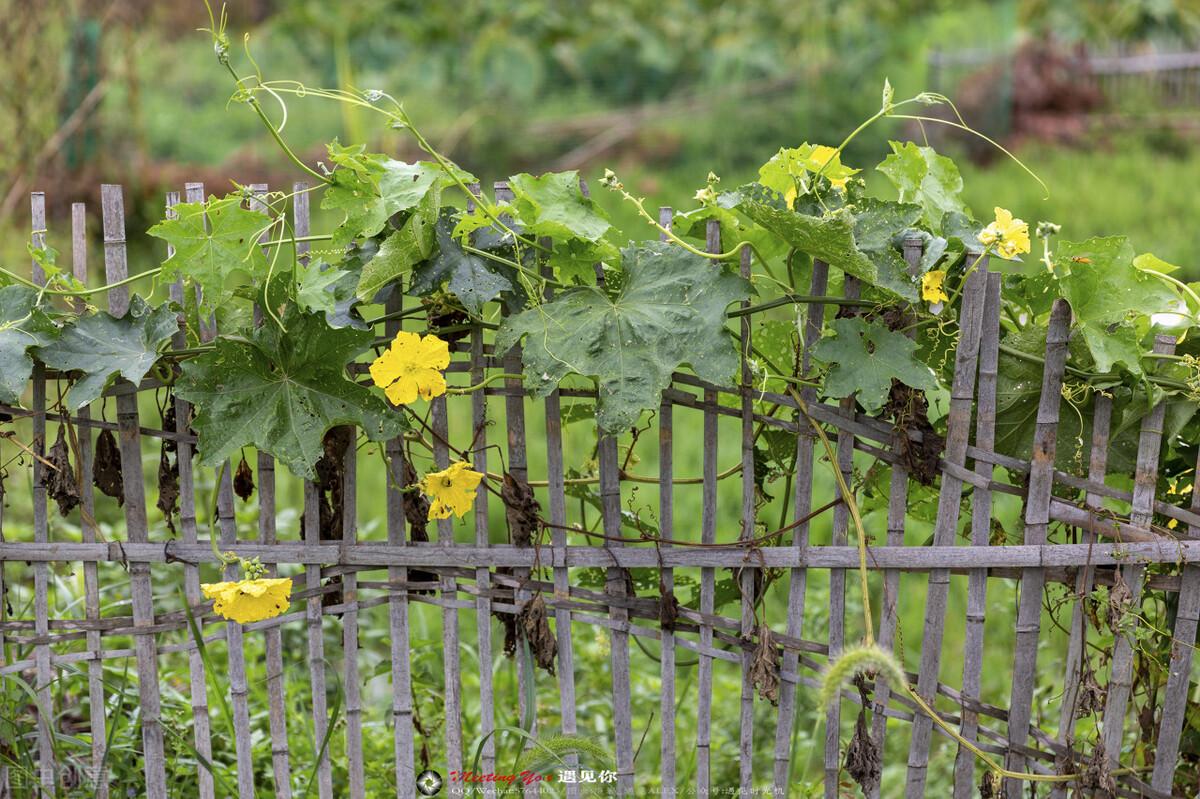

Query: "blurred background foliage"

xmin=6 ymin=0 xmax=1200 ymax=273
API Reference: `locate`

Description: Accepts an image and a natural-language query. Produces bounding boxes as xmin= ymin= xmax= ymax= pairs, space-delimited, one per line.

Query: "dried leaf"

xmin=502 ymin=471 xmax=540 ymax=547
xmin=749 ymin=623 xmax=780 ymax=705
xmin=845 ymin=675 xmax=881 ymax=795
xmin=233 ymin=455 xmax=255 ymax=501
xmin=1076 ymin=660 xmax=1106 ymax=719
xmin=519 ymin=594 xmax=557 ymax=676
xmin=1106 ymin=570 xmax=1134 ymax=634
xmin=400 ymin=457 xmax=436 ymax=595
xmin=658 ymin=574 xmax=680 ymax=629
xmin=882 ymin=380 xmax=945 ymax=486
xmin=156 ymin=443 xmax=179 ymax=535
xmin=1078 ymin=742 xmax=1117 ymax=798
xmin=92 ymin=429 xmax=124 ymax=505
xmin=46 ymin=427 xmax=80 ymax=517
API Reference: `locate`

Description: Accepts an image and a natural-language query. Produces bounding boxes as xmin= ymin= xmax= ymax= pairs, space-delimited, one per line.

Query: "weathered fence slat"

xmin=870 ymin=238 xmax=925 ymax=799
xmin=1101 ymin=335 xmax=1176 ymax=768
xmin=432 ymin=382 xmax=465 ymax=781
xmin=905 ymin=260 xmax=988 ymax=798
xmin=384 ymin=285 xmax=417 ymax=796
xmin=492 ymin=182 xmax=542 ymax=798
xmin=825 ymin=275 xmax=861 ymax=799
xmin=1002 ymin=298 xmax=1073 ymax=792
xmin=296 ymin=181 xmax=335 ymax=799
xmin=102 ymin=184 xmax=170 ymax=799
xmin=952 ymin=264 xmax=999 ymax=797
xmin=30 ymin=192 xmax=55 ymax=795
xmin=249 ymin=184 xmax=294 ymax=798
xmin=1048 ymin=393 xmax=1114 ymax=799
xmin=657 ymin=207 xmax=677 ymax=798
xmin=342 ymin=433 xmax=367 ymax=799
xmin=696 ymin=218 xmax=722 ymax=798
xmin=737 ymin=244 xmax=757 ymax=793
xmin=773 ymin=258 xmax=828 ymax=795
xmin=75 ymin=198 xmax=111 ymax=799
xmin=1151 ymin=445 xmax=1200 ymax=792
xmin=171 ymin=184 xmax=214 ymax=799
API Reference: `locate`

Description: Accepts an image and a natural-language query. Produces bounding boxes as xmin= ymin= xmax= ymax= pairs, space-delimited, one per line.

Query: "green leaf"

xmin=353 ymin=189 xmax=440 ymax=301
xmin=735 ymin=185 xmax=918 ymax=301
xmin=813 ymin=317 xmax=938 ymax=414
xmin=1054 ymin=237 xmax=1179 ymax=374
xmin=296 ymin=259 xmax=364 ymax=330
xmin=994 ymin=325 xmax=1091 ymax=472
xmin=876 ymin=141 xmax=967 ymax=231
xmin=148 ymin=196 xmax=270 ymax=316
xmin=757 ymin=144 xmax=859 ymax=195
xmin=496 ymin=241 xmax=750 ymax=432
xmin=0 ymin=287 xmax=59 ymax=405
xmin=321 ymin=144 xmax=469 ymax=251
xmin=411 ymin=213 xmax=515 ymax=314
xmin=34 ymin=297 xmax=177 ymax=410
xmin=508 ymin=171 xmax=610 ymax=242
xmin=175 ymin=307 xmax=404 ymax=479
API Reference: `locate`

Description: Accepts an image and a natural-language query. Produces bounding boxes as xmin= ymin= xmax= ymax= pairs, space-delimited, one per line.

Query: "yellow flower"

xmin=921 ymin=270 xmax=949 ymax=304
xmin=421 ymin=461 xmax=484 ymax=520
xmin=979 ymin=207 xmax=1030 ymax=258
xmin=806 ymin=145 xmax=852 ymax=190
xmin=202 ymin=578 xmax=293 ymax=624
xmin=369 ymin=331 xmax=451 ymax=405
xmin=784 ymin=185 xmax=797 ymax=210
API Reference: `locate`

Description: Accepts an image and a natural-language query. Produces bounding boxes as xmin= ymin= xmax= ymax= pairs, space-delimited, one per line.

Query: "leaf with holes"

xmin=175 ymin=307 xmax=404 ymax=479
xmin=508 ymin=170 xmax=610 ymax=242
xmin=876 ymin=141 xmax=968 ymax=231
xmin=321 ymin=143 xmax=470 ymax=250
xmin=353 ymin=189 xmax=440 ymax=301
xmin=496 ymin=241 xmax=750 ymax=432
xmin=148 ymin=195 xmax=271 ymax=315
xmin=735 ymin=185 xmax=918 ymax=301
xmin=0 ymin=286 xmax=59 ymax=405
xmin=813 ymin=317 xmax=938 ymax=414
xmin=34 ymin=297 xmax=177 ymax=410
xmin=411 ymin=212 xmax=515 ymax=314
xmin=1054 ymin=236 xmax=1179 ymax=374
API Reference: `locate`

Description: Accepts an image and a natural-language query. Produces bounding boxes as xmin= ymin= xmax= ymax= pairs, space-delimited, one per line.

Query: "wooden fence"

xmin=1 ymin=183 xmax=1199 ymax=798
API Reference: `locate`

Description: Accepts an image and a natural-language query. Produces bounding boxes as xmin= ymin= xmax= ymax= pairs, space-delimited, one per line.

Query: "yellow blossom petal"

xmin=370 ymin=331 xmax=451 ymax=406
xmin=981 ymin=207 xmax=1030 ymax=258
xmin=421 ymin=461 xmax=484 ymax=520
xmin=784 ymin=185 xmax=797 ymax=210
xmin=921 ymin=270 xmax=949 ymax=305
xmin=202 ymin=577 xmax=293 ymax=624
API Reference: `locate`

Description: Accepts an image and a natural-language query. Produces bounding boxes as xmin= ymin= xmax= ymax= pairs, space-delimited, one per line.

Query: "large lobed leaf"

xmin=1054 ymin=236 xmax=1179 ymax=374
xmin=496 ymin=241 xmax=750 ymax=432
xmin=0 ymin=286 xmax=59 ymax=405
xmin=735 ymin=185 xmax=919 ymax=301
xmin=34 ymin=297 xmax=177 ymax=410
xmin=814 ymin=317 xmax=938 ymax=413
xmin=320 ymin=141 xmax=470 ymax=251
xmin=410 ymin=212 xmax=516 ymax=314
xmin=148 ymin=196 xmax=271 ymax=316
xmin=876 ymin=141 xmax=968 ymax=231
xmin=176 ymin=308 xmax=404 ymax=479
xmin=508 ymin=171 xmax=610 ymax=242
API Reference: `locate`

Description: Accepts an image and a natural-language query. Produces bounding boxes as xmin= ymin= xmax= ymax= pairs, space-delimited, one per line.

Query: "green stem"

xmin=726 ymin=294 xmax=872 ymax=318
xmin=446 ymin=373 xmax=525 ymax=394
xmin=0 ymin=265 xmax=162 ymax=297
